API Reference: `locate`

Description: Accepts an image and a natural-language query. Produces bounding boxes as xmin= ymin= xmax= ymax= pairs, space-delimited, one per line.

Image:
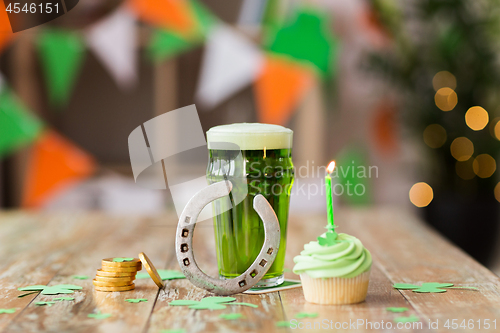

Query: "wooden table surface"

xmin=0 ymin=208 xmax=499 ymax=333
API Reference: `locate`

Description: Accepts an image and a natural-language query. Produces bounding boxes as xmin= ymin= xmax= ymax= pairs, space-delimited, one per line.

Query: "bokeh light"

xmin=456 ymin=160 xmax=475 ymax=180
xmin=435 ymin=87 xmax=458 ymax=111
xmin=409 ymin=182 xmax=434 ymax=207
xmin=495 ymin=183 xmax=500 ymax=203
xmin=494 ymin=121 xmax=500 ymax=140
xmin=465 ymin=106 xmax=489 ymax=131
xmin=450 ymin=137 xmax=474 ymax=161
xmin=472 ymin=154 xmax=496 ymax=178
xmin=423 ymin=124 xmax=447 ymax=148
xmin=432 ymin=71 xmax=457 ymax=91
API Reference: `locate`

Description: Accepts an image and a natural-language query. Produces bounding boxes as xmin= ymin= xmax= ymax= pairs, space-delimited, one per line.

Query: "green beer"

xmin=206 ymin=123 xmax=294 ymax=287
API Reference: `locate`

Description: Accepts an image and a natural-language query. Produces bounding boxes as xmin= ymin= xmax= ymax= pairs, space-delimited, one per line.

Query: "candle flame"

xmin=327 ymin=161 xmax=336 ymax=174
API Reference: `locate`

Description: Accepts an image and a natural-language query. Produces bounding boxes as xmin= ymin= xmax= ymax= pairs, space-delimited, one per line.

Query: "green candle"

xmin=325 ymin=161 xmax=336 ymax=227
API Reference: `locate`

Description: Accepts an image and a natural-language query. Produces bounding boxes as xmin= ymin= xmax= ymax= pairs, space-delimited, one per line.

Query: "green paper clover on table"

xmin=136 ymin=269 xmax=185 ymax=280
xmin=317 ymin=231 xmax=339 ymax=246
xmin=0 ymin=309 xmax=16 ymax=314
xmin=393 ymin=283 xmax=454 ymax=293
xmin=276 ymin=321 xmax=292 ymax=328
xmin=394 ymin=314 xmax=420 ymax=323
xmin=219 ymin=313 xmax=244 ymax=320
xmin=18 ymin=284 xmax=82 ymax=295
xmin=112 ymin=257 xmax=134 ymax=262
xmin=169 ymin=296 xmax=236 ymax=310
xmin=160 ymin=329 xmax=186 ymax=333
xmin=35 ymin=301 xmax=56 ymax=307
xmin=53 ymin=297 xmax=75 ymax=301
xmin=386 ymin=307 xmax=409 ymax=313
xmin=295 ymin=312 xmax=319 ymax=318
xmin=72 ymin=275 xmax=89 ymax=280
xmin=126 ymin=298 xmax=148 ymax=303
xmin=88 ymin=311 xmax=112 ymax=319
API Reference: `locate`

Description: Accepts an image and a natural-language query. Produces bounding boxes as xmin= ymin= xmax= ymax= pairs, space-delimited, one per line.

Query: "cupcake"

xmin=293 ymin=227 xmax=372 ymax=304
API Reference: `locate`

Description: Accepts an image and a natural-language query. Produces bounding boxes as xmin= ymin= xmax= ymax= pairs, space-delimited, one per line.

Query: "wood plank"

xmin=3 ymin=214 xmax=175 ymax=333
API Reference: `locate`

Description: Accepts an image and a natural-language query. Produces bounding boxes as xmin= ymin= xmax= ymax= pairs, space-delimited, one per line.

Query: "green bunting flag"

xmin=334 ymin=147 xmax=372 ymax=205
xmin=189 ymin=0 xmax=218 ymax=37
xmin=0 ymin=87 xmax=43 ymax=158
xmin=267 ymin=7 xmax=338 ymax=76
xmin=37 ymin=29 xmax=85 ymax=108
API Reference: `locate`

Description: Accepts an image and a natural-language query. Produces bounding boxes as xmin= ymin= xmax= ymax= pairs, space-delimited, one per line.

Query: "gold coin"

xmin=96 ymin=269 xmax=136 ymax=277
xmin=93 ymin=279 xmax=133 ymax=287
xmin=95 ymin=276 xmax=135 ymax=283
xmin=100 ymin=266 xmax=138 ymax=273
xmin=102 ymin=258 xmax=142 ymax=268
xmin=138 ymin=252 xmax=164 ymax=289
xmin=94 ymin=284 xmax=135 ymax=292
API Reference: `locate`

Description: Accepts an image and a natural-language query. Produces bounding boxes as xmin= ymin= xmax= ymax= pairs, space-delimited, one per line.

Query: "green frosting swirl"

xmin=293 ymin=232 xmax=372 ymax=278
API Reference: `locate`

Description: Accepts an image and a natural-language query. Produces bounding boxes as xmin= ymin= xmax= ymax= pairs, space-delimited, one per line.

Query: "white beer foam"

xmin=207 ymin=123 xmax=293 ymax=150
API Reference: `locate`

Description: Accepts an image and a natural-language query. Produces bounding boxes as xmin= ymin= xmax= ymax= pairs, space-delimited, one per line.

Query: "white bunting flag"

xmin=86 ymin=7 xmax=137 ymax=89
xmin=196 ymin=24 xmax=264 ymax=109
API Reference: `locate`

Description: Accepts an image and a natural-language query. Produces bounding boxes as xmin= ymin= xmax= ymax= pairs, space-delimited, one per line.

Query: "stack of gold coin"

xmin=93 ymin=258 xmax=142 ymax=292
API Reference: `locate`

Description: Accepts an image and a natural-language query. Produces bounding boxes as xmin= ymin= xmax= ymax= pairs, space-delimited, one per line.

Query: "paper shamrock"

xmin=126 ymin=298 xmax=148 ymax=303
xmin=136 ymin=269 xmax=185 ymax=280
xmin=72 ymin=275 xmax=89 ymax=280
xmin=88 ymin=311 xmax=112 ymax=319
xmin=219 ymin=313 xmax=244 ymax=320
xmin=276 ymin=321 xmax=292 ymax=327
xmin=0 ymin=309 xmax=16 ymax=314
xmin=112 ymin=257 xmax=134 ymax=262
xmin=317 ymin=231 xmax=339 ymax=246
xmin=386 ymin=307 xmax=409 ymax=313
xmin=35 ymin=301 xmax=56 ymax=307
xmin=53 ymin=297 xmax=74 ymax=301
xmin=169 ymin=297 xmax=236 ymax=310
xmin=295 ymin=312 xmax=318 ymax=318
xmin=394 ymin=283 xmax=457 ymax=293
xmin=394 ymin=314 xmax=420 ymax=323
xmin=18 ymin=284 xmax=82 ymax=295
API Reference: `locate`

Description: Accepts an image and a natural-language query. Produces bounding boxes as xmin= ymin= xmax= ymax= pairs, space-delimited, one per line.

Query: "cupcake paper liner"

xmin=300 ymin=269 xmax=371 ymax=305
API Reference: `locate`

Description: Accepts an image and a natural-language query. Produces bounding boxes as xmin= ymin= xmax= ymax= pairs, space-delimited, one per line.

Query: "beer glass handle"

xmin=175 ymin=180 xmax=281 ymax=295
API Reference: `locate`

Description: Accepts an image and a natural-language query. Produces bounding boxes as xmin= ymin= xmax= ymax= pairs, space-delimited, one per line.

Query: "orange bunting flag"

xmin=0 ymin=0 xmax=13 ymax=52
xmin=372 ymin=100 xmax=398 ymax=156
xmin=22 ymin=130 xmax=96 ymax=208
xmin=255 ymin=55 xmax=314 ymax=125
xmin=128 ymin=0 xmax=197 ymax=37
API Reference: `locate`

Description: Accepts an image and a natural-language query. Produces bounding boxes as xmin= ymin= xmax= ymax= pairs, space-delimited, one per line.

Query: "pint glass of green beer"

xmin=206 ymin=123 xmax=294 ymax=287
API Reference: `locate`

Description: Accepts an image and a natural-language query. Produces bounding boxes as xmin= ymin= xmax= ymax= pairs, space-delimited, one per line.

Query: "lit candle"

xmin=325 ymin=161 xmax=336 ymax=228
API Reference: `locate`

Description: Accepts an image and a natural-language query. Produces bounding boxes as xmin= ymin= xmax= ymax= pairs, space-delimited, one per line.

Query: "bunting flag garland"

xmin=372 ymin=100 xmax=398 ymax=155
xmin=128 ymin=0 xmax=197 ymax=37
xmin=0 ymin=0 xmax=13 ymax=52
xmin=0 ymin=85 xmax=44 ymax=158
xmin=188 ymin=0 xmax=218 ymax=37
xmin=267 ymin=7 xmax=337 ymax=76
xmin=195 ymin=24 xmax=264 ymax=109
xmin=86 ymin=8 xmax=137 ymax=89
xmin=148 ymin=29 xmax=197 ymax=61
xmin=254 ymin=55 xmax=314 ymax=125
xmin=37 ymin=29 xmax=85 ymax=107
xmin=22 ymin=130 xmax=96 ymax=208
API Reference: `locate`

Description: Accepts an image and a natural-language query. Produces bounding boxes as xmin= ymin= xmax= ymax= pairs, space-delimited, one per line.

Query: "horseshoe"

xmin=175 ymin=180 xmax=281 ymax=295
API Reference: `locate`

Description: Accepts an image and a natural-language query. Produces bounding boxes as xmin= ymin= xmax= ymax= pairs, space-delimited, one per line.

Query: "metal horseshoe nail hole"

xmin=175 ymin=180 xmax=281 ymax=295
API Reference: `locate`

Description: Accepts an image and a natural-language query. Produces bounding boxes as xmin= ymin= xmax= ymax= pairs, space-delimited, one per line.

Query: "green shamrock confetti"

xmin=18 ymin=284 xmax=82 ymax=295
xmin=17 ymin=291 xmax=39 ymax=298
xmin=160 ymin=329 xmax=186 ymax=333
xmin=0 ymin=309 xmax=16 ymax=314
xmin=53 ymin=297 xmax=74 ymax=301
xmin=394 ymin=314 xmax=420 ymax=323
xmin=136 ymin=270 xmax=185 ymax=280
xmin=169 ymin=297 xmax=237 ymax=310
xmin=112 ymin=257 xmax=134 ymax=262
xmin=126 ymin=298 xmax=148 ymax=303
xmin=88 ymin=311 xmax=112 ymax=319
xmin=72 ymin=275 xmax=89 ymax=280
xmin=295 ymin=312 xmax=319 ymax=318
xmin=386 ymin=307 xmax=409 ymax=313
xmin=35 ymin=301 xmax=56 ymax=307
xmin=276 ymin=321 xmax=292 ymax=328
xmin=219 ymin=313 xmax=244 ymax=320
xmin=230 ymin=302 xmax=258 ymax=308
xmin=317 ymin=231 xmax=339 ymax=246
xmin=393 ymin=283 xmax=454 ymax=293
